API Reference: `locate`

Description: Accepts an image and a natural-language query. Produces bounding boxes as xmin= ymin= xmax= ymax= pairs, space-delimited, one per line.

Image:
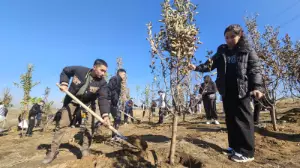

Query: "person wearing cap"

xmin=43 ymin=59 xmax=111 ymax=164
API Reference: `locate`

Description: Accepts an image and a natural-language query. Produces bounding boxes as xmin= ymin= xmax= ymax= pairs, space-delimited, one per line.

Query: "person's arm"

xmin=59 ymin=66 xmax=82 ymax=86
xmin=97 ymin=81 xmax=110 ymax=118
xmin=108 ymin=77 xmax=119 ymax=107
xmin=194 ymin=53 xmax=218 ymax=73
xmin=247 ymin=49 xmax=263 ymax=92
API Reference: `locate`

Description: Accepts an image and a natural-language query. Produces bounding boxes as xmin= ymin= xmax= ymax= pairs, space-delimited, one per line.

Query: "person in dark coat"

xmin=200 ymin=75 xmax=219 ymax=124
xmin=25 ymin=101 xmax=45 ymax=136
xmin=43 ymin=59 xmax=111 ymax=164
xmin=189 ymin=24 xmax=264 ymax=163
xmin=107 ymin=69 xmax=126 ymax=137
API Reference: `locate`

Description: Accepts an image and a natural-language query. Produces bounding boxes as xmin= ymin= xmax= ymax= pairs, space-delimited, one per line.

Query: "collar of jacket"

xmin=116 ymin=74 xmax=123 ymax=82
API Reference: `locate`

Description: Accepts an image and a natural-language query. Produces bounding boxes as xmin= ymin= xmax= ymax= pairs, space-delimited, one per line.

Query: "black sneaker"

xmin=230 ymin=153 xmax=254 ymax=163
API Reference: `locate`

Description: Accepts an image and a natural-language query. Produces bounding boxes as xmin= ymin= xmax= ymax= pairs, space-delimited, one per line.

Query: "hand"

xmin=188 ymin=63 xmax=196 ymax=70
xmin=59 ymin=84 xmax=68 ymax=92
xmin=252 ymin=90 xmax=264 ymax=100
xmin=102 ymin=116 xmax=111 ymax=127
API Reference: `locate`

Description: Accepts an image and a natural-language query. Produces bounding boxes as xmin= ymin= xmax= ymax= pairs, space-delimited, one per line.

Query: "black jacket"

xmin=108 ymin=75 xmax=122 ymax=107
xmin=60 ymin=66 xmax=110 ymax=115
xmin=200 ymin=81 xmax=217 ymax=98
xmin=195 ymin=44 xmax=263 ymax=98
xmin=28 ymin=104 xmax=43 ymax=118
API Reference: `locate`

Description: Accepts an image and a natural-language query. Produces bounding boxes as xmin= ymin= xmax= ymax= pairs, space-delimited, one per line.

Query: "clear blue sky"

xmin=0 ymin=0 xmax=299 ymax=107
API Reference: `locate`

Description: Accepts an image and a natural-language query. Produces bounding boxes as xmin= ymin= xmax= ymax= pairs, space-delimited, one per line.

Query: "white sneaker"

xmin=206 ymin=121 xmax=211 ymax=124
xmin=214 ymin=120 xmax=220 ymax=125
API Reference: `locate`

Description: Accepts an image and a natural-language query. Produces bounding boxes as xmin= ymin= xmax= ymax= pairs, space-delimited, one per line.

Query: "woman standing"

xmin=189 ymin=24 xmax=264 ymax=162
xmin=200 ymin=75 xmax=219 ymax=125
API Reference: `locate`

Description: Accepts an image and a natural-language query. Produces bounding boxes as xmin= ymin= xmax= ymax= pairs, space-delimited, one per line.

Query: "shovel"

xmin=56 ymin=83 xmax=146 ymax=151
xmin=119 ymin=110 xmax=141 ymax=124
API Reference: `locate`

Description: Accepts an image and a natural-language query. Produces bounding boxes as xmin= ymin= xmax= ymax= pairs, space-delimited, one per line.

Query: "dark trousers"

xmin=71 ymin=107 xmax=82 ymax=127
xmin=253 ymin=100 xmax=262 ymax=124
xmin=158 ymin=108 xmax=165 ymax=123
xmin=203 ymin=97 xmax=218 ymax=120
xmin=26 ymin=116 xmax=35 ymax=135
xmin=124 ymin=108 xmax=133 ymax=123
xmin=36 ymin=119 xmax=42 ymax=127
xmin=223 ymin=95 xmax=255 ymax=158
xmin=111 ymin=106 xmax=121 ymax=137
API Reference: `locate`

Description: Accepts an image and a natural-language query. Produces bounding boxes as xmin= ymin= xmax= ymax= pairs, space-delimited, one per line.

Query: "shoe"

xmin=42 ymin=151 xmax=59 ymax=164
xmin=222 ymin=147 xmax=234 ymax=157
xmin=254 ymin=123 xmax=266 ymax=128
xmin=206 ymin=121 xmax=210 ymax=124
xmin=230 ymin=153 xmax=254 ymax=163
xmin=213 ymin=120 xmax=220 ymax=125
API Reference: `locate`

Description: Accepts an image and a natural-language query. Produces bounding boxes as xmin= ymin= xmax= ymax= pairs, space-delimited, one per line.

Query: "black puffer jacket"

xmin=60 ymin=66 xmax=110 ymax=115
xmin=199 ymin=81 xmax=217 ymax=99
xmin=108 ymin=75 xmax=122 ymax=107
xmin=195 ymin=44 xmax=263 ymax=98
xmin=28 ymin=104 xmax=43 ymax=118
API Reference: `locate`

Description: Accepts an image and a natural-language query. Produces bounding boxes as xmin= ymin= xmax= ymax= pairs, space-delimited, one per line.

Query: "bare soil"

xmin=0 ymin=100 xmax=300 ymax=168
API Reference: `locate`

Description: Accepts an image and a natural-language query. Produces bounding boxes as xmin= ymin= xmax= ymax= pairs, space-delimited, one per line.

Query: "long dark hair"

xmin=224 ymin=24 xmax=249 ymax=49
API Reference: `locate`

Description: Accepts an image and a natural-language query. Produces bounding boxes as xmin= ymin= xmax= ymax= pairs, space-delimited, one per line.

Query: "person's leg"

xmin=81 ymin=111 xmax=93 ymax=156
xmin=223 ymin=96 xmax=238 ymax=154
xmin=230 ymin=96 xmax=255 ymax=160
xmin=130 ymin=108 xmax=134 ymax=123
xmin=26 ymin=117 xmax=35 ymax=135
xmin=110 ymin=106 xmax=121 ymax=137
xmin=124 ymin=108 xmax=129 ymax=123
xmin=43 ymin=103 xmax=78 ymax=164
xmin=211 ymin=99 xmax=219 ymax=124
xmin=203 ymin=98 xmax=211 ymax=123
xmin=158 ymin=108 xmax=163 ymax=124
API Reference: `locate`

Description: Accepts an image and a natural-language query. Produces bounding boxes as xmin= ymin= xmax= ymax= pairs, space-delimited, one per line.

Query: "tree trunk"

xmin=169 ymin=113 xmax=178 ymax=165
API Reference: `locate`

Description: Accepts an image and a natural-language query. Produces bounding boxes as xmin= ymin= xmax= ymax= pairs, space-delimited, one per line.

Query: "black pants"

xmin=36 ymin=119 xmax=42 ymax=127
xmin=26 ymin=116 xmax=35 ymax=135
xmin=71 ymin=107 xmax=82 ymax=127
xmin=158 ymin=108 xmax=166 ymax=123
xmin=111 ymin=106 xmax=121 ymax=137
xmin=124 ymin=108 xmax=133 ymax=123
xmin=203 ymin=97 xmax=218 ymax=120
xmin=253 ymin=100 xmax=262 ymax=124
xmin=223 ymin=95 xmax=255 ymax=158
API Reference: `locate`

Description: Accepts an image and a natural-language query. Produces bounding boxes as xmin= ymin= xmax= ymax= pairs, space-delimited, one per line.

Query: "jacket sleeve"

xmin=60 ymin=66 xmax=80 ymax=85
xmin=194 ymin=45 xmax=225 ymax=72
xmin=194 ymin=54 xmax=218 ymax=72
xmin=97 ymin=81 xmax=111 ymax=117
xmin=247 ymin=50 xmax=264 ymax=92
xmin=108 ymin=77 xmax=119 ymax=107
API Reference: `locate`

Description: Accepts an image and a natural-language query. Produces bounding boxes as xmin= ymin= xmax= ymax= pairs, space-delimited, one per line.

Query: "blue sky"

xmin=0 ymin=0 xmax=299 ymax=107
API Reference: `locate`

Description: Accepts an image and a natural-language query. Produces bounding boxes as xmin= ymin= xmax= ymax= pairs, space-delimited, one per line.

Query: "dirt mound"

xmin=279 ymin=108 xmax=300 ymax=123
